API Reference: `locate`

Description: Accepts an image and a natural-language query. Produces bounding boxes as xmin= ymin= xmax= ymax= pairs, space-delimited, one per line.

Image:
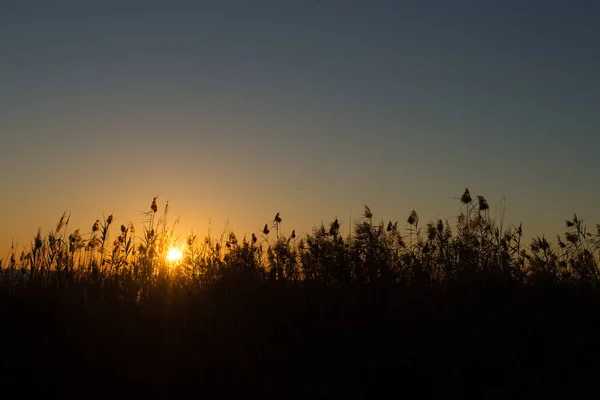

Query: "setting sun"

xmin=166 ymin=247 xmax=183 ymax=263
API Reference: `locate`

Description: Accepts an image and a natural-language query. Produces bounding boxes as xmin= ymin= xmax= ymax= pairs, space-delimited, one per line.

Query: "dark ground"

xmin=2 ymin=280 xmax=599 ymax=398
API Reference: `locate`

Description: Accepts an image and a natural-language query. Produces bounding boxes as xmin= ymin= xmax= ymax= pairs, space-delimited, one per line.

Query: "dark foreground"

xmin=2 ymin=280 xmax=599 ymax=398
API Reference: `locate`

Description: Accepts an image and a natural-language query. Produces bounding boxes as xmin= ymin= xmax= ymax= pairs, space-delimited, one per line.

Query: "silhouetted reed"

xmin=2 ymin=190 xmax=600 ymax=396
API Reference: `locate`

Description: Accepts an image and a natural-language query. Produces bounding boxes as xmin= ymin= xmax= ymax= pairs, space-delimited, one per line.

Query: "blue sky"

xmin=1 ymin=0 xmax=599 ymax=255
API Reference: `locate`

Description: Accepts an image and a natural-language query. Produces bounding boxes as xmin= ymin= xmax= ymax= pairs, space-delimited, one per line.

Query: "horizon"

xmin=1 ymin=190 xmax=594 ymax=260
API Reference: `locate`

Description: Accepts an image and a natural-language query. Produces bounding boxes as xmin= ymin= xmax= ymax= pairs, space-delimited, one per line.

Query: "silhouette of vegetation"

xmin=1 ymin=189 xmax=600 ymax=396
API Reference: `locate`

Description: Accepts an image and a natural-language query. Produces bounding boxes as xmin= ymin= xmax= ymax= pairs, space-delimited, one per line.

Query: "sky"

xmin=1 ymin=0 xmax=599 ymax=257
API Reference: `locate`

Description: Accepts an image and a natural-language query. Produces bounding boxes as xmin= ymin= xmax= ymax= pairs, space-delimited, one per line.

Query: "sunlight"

xmin=166 ymin=247 xmax=183 ymax=263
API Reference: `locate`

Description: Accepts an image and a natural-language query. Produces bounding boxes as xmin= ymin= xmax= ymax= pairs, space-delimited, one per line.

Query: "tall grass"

xmin=3 ymin=189 xmax=598 ymax=291
xmin=1 ymin=189 xmax=600 ymax=396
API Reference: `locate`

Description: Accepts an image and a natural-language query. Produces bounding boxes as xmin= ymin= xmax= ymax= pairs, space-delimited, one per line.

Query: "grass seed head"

xmin=56 ymin=212 xmax=68 ymax=233
xmin=427 ymin=223 xmax=436 ymax=241
xmin=460 ymin=188 xmax=472 ymax=205
xmin=407 ymin=210 xmax=418 ymax=226
xmin=329 ymin=219 xmax=340 ymax=236
xmin=34 ymin=228 xmax=43 ymax=250
xmin=477 ymin=195 xmax=489 ymax=212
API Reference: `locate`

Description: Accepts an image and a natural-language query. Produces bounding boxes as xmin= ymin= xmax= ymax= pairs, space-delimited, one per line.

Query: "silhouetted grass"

xmin=1 ymin=189 xmax=600 ymax=397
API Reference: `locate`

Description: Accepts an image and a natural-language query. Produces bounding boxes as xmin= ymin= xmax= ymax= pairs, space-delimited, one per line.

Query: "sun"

xmin=166 ymin=247 xmax=183 ymax=263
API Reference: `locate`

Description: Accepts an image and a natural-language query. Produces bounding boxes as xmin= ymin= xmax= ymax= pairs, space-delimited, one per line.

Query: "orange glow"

xmin=166 ymin=247 xmax=183 ymax=263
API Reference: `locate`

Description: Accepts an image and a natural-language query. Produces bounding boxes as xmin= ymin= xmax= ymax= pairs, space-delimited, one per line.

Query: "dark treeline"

xmin=1 ymin=189 xmax=600 ymax=397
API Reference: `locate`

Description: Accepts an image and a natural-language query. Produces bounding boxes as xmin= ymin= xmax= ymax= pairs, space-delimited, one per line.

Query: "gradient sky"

xmin=1 ymin=0 xmax=599 ymax=256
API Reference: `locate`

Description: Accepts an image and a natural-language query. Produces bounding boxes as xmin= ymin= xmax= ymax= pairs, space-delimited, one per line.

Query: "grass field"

xmin=2 ymin=189 xmax=599 ymax=397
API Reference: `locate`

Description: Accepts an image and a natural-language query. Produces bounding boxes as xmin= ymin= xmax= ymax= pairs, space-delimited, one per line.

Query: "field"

xmin=2 ymin=189 xmax=600 ymax=397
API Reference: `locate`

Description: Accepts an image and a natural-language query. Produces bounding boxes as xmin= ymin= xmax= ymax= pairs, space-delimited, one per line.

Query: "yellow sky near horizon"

xmin=1 ymin=188 xmax=594 ymax=262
